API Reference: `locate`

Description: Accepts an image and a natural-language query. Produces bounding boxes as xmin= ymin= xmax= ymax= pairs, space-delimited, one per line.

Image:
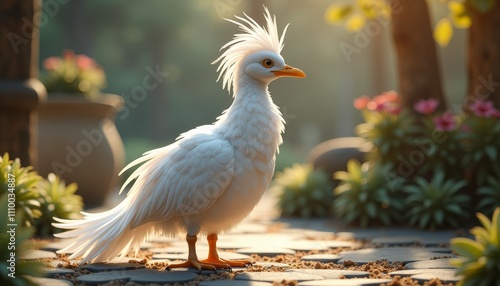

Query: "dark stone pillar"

xmin=0 ymin=0 xmax=46 ymax=167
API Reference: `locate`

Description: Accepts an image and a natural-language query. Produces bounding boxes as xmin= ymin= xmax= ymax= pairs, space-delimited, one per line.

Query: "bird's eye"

xmin=262 ymin=59 xmax=274 ymax=68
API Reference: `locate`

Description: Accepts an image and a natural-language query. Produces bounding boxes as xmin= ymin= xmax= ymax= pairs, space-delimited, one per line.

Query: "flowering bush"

xmin=355 ymin=91 xmax=419 ymax=166
xmin=333 ymin=91 xmax=500 ymax=228
xmin=354 ymin=92 xmax=499 ymax=181
xmin=42 ymin=50 xmax=107 ymax=99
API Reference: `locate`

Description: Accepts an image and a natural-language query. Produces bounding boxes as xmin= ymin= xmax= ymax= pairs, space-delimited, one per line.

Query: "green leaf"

xmin=434 ymin=209 xmax=445 ymax=225
xmin=477 ymin=212 xmax=493 ymax=233
xmin=366 ymin=202 xmax=377 ymax=218
xmin=347 ymin=160 xmax=362 ymax=181
xmin=485 ymin=145 xmax=497 ymax=160
xmin=451 ymin=237 xmax=485 ymax=258
xmin=434 ymin=18 xmax=453 ymax=47
xmin=325 ymin=4 xmax=353 ymax=24
xmin=492 ymin=207 xmax=500 ymax=247
xmin=420 ymin=213 xmax=431 ymax=229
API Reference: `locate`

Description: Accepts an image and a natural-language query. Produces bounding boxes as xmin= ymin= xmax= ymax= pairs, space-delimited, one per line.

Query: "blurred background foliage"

xmin=39 ymin=0 xmax=466 ymax=172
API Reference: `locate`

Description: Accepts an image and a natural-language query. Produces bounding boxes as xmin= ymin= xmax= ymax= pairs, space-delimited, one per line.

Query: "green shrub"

xmin=403 ymin=170 xmax=470 ymax=229
xmin=0 ymin=153 xmax=83 ymax=237
xmin=451 ymin=207 xmax=500 ymax=286
xmin=333 ymin=160 xmax=405 ymax=227
xmin=272 ymin=164 xmax=333 ymax=217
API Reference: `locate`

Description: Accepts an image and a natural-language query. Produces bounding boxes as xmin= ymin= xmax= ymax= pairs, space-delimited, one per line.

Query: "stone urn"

xmin=37 ymin=94 xmax=125 ymax=207
xmin=307 ymin=137 xmax=372 ymax=186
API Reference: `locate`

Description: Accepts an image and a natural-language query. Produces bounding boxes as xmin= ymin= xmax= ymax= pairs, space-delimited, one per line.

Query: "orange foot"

xmin=168 ymin=234 xmax=253 ymax=271
xmin=200 ymin=257 xmax=252 ymax=269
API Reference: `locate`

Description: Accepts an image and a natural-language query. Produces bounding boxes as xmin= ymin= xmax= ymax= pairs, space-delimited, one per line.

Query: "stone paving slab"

xmin=236 ymin=247 xmax=296 ymax=257
xmin=286 ymin=269 xmax=369 ymax=279
xmin=199 ymin=281 xmax=273 ymax=286
xmin=234 ymin=271 xmax=324 ymax=282
xmin=322 ymin=240 xmax=361 ymax=249
xmin=279 ymin=239 xmax=331 ymax=251
xmin=371 ymin=236 xmax=419 ymax=246
xmin=28 ymin=276 xmax=74 ymax=286
xmin=405 ymin=258 xmax=456 ymax=269
xmin=77 ymin=269 xmax=197 ymax=284
xmin=20 ymin=249 xmax=58 ymax=260
xmin=390 ymin=269 xmax=462 ymax=283
xmin=78 ymin=262 xmax=146 ymax=272
xmin=42 ymin=266 xmax=76 ymax=277
xmin=300 ymin=278 xmax=393 ymax=286
xmin=300 ymin=254 xmax=342 ymax=263
xmin=338 ymin=247 xmax=451 ymax=264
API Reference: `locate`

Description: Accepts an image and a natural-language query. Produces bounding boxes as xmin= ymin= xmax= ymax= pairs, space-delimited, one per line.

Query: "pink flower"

xmin=373 ymin=91 xmax=398 ymax=105
xmin=354 ymin=96 xmax=371 ymax=110
xmin=43 ymin=57 xmax=61 ymax=70
xmin=469 ymin=100 xmax=497 ymax=117
xmin=367 ymin=100 xmax=387 ymax=112
xmin=414 ymin=98 xmax=439 ymax=115
xmin=379 ymin=91 xmax=399 ymax=104
xmin=434 ymin=112 xmax=456 ymax=131
xmin=76 ymin=54 xmax=96 ymax=70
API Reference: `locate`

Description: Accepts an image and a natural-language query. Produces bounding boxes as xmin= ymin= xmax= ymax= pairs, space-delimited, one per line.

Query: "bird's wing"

xmin=124 ymin=131 xmax=235 ymax=229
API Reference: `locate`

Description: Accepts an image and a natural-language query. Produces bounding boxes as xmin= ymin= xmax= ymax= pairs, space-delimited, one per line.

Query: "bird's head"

xmin=213 ymin=7 xmax=306 ymax=95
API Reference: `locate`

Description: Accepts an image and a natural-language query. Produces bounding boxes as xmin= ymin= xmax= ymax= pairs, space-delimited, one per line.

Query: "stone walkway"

xmin=25 ymin=192 xmax=463 ymax=285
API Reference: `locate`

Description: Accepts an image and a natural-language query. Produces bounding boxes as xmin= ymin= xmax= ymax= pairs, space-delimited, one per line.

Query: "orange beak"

xmin=272 ymin=65 xmax=306 ymax=78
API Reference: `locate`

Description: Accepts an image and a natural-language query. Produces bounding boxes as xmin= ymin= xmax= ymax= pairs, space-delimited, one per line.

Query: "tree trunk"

xmin=466 ymin=0 xmax=500 ymax=108
xmin=389 ymin=0 xmax=446 ymax=111
xmin=0 ymin=0 xmax=46 ymax=167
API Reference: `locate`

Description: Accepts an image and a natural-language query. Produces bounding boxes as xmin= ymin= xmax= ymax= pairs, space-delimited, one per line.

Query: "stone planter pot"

xmin=37 ymin=94 xmax=125 ymax=207
xmin=307 ymin=137 xmax=372 ymax=185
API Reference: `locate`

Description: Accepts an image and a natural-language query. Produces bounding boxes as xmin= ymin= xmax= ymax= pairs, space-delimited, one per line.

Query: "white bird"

xmin=53 ymin=7 xmax=305 ymax=271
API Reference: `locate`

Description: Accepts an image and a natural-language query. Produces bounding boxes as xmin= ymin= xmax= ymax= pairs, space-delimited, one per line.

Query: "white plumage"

xmin=53 ymin=7 xmax=305 ymax=270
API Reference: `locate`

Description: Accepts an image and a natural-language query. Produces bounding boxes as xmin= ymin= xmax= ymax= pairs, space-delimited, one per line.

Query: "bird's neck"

xmin=215 ymin=76 xmax=285 ymax=164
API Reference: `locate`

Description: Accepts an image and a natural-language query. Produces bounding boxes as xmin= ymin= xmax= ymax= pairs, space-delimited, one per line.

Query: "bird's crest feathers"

xmin=212 ymin=7 xmax=288 ymax=94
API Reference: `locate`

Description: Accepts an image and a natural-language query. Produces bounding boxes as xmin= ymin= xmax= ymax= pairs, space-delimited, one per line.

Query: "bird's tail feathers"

xmin=118 ymin=145 xmax=172 ymax=195
xmin=53 ymin=198 xmax=157 ymax=263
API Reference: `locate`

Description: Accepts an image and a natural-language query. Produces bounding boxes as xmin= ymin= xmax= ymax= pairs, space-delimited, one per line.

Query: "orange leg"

xmin=168 ymin=233 xmax=252 ymax=271
xmin=200 ymin=233 xmax=253 ymax=268
xmin=168 ymin=234 xmax=217 ymax=271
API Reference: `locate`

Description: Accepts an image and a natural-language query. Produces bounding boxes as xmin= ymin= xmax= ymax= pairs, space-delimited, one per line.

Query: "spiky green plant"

xmin=272 ymin=164 xmax=334 ymax=217
xmin=477 ymin=175 xmax=500 ymax=219
xmin=356 ymin=109 xmax=419 ymax=164
xmin=0 ymin=194 xmax=45 ymax=286
xmin=403 ymin=170 xmax=470 ymax=229
xmin=0 ymin=153 xmax=83 ymax=236
xmin=35 ymin=173 xmax=83 ymax=237
xmin=450 ymin=207 xmax=500 ymax=286
xmin=333 ymin=160 xmax=405 ymax=227
xmin=0 ymin=153 xmax=42 ymax=227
